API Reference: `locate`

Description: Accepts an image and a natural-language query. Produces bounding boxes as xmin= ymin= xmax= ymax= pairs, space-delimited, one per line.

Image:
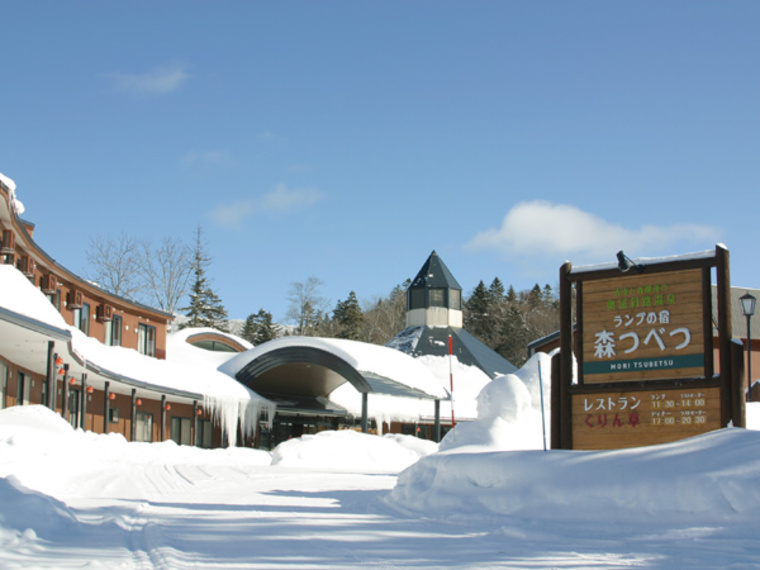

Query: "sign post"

xmin=553 ymin=245 xmax=742 ymax=450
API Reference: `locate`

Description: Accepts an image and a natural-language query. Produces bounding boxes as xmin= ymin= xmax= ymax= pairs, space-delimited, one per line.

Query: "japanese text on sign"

xmin=581 ymin=269 xmax=705 ymax=383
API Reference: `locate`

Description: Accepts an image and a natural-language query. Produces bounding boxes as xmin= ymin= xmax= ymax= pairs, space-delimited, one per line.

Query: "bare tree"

xmin=86 ymin=232 xmax=144 ymax=300
xmin=286 ymin=276 xmax=328 ymax=336
xmin=362 ymin=283 xmax=408 ymax=344
xmin=139 ymin=236 xmax=193 ymax=314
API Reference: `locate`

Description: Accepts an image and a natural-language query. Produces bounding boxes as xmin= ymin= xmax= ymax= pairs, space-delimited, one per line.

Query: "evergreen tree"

xmin=180 ymin=227 xmax=228 ymax=331
xmin=488 ymin=277 xmax=506 ymax=303
xmin=241 ymin=313 xmax=257 ymax=343
xmin=527 ymin=283 xmax=543 ymax=307
xmin=464 ymin=281 xmax=491 ymax=341
xmin=333 ymin=291 xmax=364 ymax=340
xmin=242 ymin=309 xmax=277 ymax=345
xmin=497 ymin=305 xmax=530 ymax=367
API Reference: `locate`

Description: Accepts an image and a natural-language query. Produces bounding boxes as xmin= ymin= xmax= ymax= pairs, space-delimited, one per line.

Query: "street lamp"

xmin=740 ymin=292 xmax=756 ymax=402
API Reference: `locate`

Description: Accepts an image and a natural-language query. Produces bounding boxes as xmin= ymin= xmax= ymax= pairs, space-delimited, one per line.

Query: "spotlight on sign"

xmin=616 ymin=251 xmax=644 ymax=273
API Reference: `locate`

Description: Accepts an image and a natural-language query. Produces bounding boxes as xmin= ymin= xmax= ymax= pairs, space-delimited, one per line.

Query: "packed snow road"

xmin=3 ymin=406 xmax=760 ymax=568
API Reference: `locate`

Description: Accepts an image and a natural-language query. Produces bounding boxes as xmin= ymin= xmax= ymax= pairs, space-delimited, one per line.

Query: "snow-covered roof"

xmin=220 ymin=336 xmax=449 ymax=401
xmin=0 ymin=171 xmax=23 ymax=214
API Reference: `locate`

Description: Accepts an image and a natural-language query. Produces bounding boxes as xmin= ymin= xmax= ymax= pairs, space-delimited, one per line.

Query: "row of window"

xmin=408 ymin=287 xmax=462 ymax=311
xmin=1 ymin=361 xmax=212 ymax=447
xmin=44 ymin=291 xmax=156 ymax=356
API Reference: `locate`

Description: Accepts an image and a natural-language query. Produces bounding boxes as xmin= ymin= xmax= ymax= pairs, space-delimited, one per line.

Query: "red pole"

xmin=449 ymin=334 xmax=455 ymax=428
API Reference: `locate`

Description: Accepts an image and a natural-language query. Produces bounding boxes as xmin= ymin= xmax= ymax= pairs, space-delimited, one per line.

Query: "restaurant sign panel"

xmin=571 ymin=386 xmax=722 ymax=450
xmin=582 ymin=268 xmax=705 ymax=384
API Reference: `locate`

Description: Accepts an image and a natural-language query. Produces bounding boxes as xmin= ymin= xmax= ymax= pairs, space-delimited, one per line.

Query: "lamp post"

xmin=740 ymin=292 xmax=756 ymax=402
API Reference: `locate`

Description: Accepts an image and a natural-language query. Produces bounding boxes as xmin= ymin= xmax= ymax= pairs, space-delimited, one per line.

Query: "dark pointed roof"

xmin=388 ymin=326 xmax=518 ymax=379
xmin=409 ymin=251 xmax=462 ymax=291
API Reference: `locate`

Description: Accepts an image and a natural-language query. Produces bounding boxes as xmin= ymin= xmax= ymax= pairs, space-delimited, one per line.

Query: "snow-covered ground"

xmin=2 ymin=385 xmax=760 ymax=568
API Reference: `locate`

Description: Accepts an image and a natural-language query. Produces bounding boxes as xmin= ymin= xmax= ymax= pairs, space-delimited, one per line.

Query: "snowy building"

xmin=0 ymin=172 xmax=456 ymax=449
xmin=0 ymin=172 xmax=273 ymax=448
xmin=0 ymin=171 xmax=522 ymax=450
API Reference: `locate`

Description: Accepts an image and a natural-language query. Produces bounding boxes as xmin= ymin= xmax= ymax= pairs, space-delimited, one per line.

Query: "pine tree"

xmin=242 ymin=309 xmax=277 ymax=345
xmin=506 ymin=285 xmax=518 ymax=304
xmin=333 ymin=291 xmax=364 ymax=340
xmin=180 ymin=227 xmax=228 ymax=332
xmin=497 ymin=305 xmax=530 ymax=367
xmin=241 ymin=314 xmax=257 ymax=344
xmin=464 ymin=281 xmax=490 ymax=340
xmin=488 ymin=277 xmax=506 ymax=303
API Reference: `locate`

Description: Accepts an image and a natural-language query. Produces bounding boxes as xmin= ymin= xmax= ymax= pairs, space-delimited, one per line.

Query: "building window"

xmin=138 ymin=323 xmax=156 ymax=357
xmin=105 ymin=315 xmax=122 ymax=347
xmin=17 ymin=372 xmax=29 ymax=405
xmin=409 ymin=288 xmax=425 ymax=310
xmin=196 ymin=419 xmax=213 ymax=448
xmin=73 ymin=304 xmax=90 ymax=334
xmin=0 ymin=361 xmax=7 ymax=409
xmin=429 ymin=288 xmax=445 ymax=307
xmin=41 ymin=373 xmax=48 ymax=407
xmin=170 ymin=416 xmax=192 ymax=446
xmin=46 ymin=290 xmax=61 ymax=311
xmin=68 ymin=389 xmax=81 ymax=428
xmin=80 ymin=303 xmax=90 ymax=335
xmin=449 ymin=288 xmax=462 ymax=310
xmin=134 ymin=411 xmax=153 ymax=442
xmin=192 ymin=340 xmax=237 ymax=352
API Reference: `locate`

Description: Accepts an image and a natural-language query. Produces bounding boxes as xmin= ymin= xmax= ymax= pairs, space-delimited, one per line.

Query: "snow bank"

xmin=438 ymin=352 xmax=551 ymax=452
xmin=0 ymin=406 xmax=273 ymax=496
xmin=271 ymin=429 xmax=437 ymax=473
xmin=388 ymin=428 xmax=760 ymax=525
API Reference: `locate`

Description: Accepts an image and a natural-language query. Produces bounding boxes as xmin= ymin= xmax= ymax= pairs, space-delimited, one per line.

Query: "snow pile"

xmin=414 ymin=354 xmax=492 ymax=420
xmin=388 ymin=428 xmax=760 ymax=525
xmin=271 ymin=429 xmax=437 ymax=473
xmin=0 ymin=477 xmax=79 ymax=540
xmin=438 ymin=352 xmax=551 ymax=452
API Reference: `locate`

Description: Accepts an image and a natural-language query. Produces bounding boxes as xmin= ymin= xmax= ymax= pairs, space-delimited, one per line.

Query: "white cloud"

xmin=259 ymin=183 xmax=323 ymax=214
xmin=104 ymin=63 xmax=191 ymax=96
xmin=466 ymin=200 xmax=721 ymax=259
xmin=208 ymin=183 xmax=325 ymax=230
xmin=208 ymin=200 xmax=255 ymax=230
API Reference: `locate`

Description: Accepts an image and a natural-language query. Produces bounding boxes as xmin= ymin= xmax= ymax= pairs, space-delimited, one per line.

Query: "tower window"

xmin=429 ymin=288 xmax=445 ymax=307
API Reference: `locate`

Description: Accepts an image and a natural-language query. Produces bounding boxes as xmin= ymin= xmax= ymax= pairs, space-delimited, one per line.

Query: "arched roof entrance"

xmin=221 ymin=337 xmax=447 ymax=435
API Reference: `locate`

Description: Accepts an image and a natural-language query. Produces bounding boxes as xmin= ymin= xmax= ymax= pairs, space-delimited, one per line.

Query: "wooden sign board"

xmin=571 ymin=386 xmax=722 ymax=450
xmin=554 ymin=245 xmax=742 ymax=451
xmin=581 ymin=268 xmax=706 ymax=384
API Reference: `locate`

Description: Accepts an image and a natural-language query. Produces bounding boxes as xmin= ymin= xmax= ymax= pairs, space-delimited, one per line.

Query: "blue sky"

xmin=2 ymin=2 xmax=758 ymax=322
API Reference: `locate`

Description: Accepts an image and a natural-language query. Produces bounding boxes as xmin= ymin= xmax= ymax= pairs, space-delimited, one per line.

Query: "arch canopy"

xmin=220 ymin=337 xmax=448 ymax=405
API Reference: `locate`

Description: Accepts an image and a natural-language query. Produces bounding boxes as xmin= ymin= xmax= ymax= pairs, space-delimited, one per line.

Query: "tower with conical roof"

xmin=389 ymin=251 xmax=517 ymax=380
xmin=406 ymin=250 xmax=463 ymax=328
